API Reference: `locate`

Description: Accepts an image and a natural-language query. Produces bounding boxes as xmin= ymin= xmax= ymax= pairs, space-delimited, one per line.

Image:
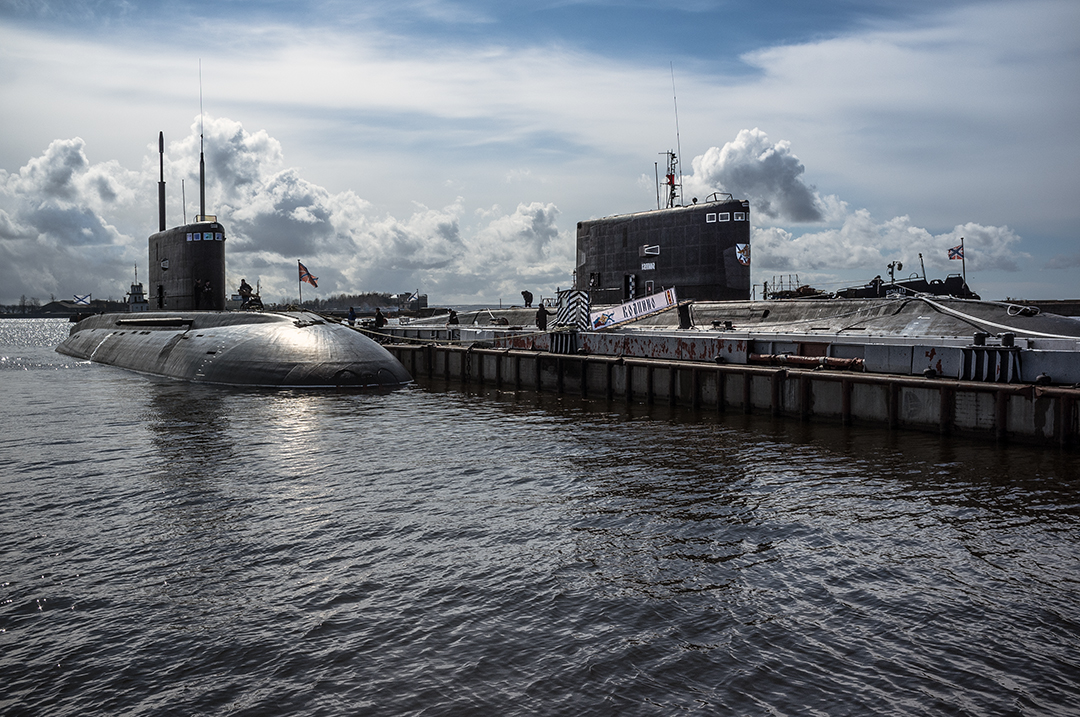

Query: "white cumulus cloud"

xmin=685 ymin=128 xmax=823 ymax=223
xmin=0 ymin=118 xmax=577 ymax=305
xmin=683 ymin=129 xmax=1030 ymax=287
xmin=752 ymin=213 xmax=1027 ymax=274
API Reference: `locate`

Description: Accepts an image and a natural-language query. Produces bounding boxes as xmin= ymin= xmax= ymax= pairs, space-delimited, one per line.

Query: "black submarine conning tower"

xmin=147 ymin=130 xmax=226 ymax=311
xmin=574 ymin=154 xmax=751 ymax=303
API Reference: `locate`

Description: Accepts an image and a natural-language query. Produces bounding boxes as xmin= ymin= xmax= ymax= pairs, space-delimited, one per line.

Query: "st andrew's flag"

xmin=299 ymin=261 xmax=318 ymax=288
xmin=73 ymin=294 xmax=91 ymax=305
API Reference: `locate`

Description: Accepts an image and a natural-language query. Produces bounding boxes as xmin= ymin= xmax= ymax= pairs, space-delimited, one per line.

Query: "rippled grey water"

xmin=2 ymin=318 xmax=1079 ymax=716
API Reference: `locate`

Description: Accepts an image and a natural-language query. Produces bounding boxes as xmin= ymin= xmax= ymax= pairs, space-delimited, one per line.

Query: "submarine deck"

xmin=57 ymin=310 xmax=412 ymax=387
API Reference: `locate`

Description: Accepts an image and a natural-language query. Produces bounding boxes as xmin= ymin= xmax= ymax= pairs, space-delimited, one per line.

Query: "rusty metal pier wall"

xmin=385 ymin=343 xmax=1079 ymax=448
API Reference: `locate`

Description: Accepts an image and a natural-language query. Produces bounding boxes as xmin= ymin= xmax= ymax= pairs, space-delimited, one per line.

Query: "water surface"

xmin=2 ymin=318 xmax=1078 ymax=715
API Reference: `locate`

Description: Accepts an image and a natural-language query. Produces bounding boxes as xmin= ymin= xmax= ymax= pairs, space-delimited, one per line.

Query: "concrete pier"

xmin=385 ymin=342 xmax=1079 ymax=448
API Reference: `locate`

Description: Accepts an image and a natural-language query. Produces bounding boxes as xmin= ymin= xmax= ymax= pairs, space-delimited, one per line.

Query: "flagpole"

xmin=960 ymin=237 xmax=966 ymax=287
xmin=298 ymin=260 xmax=302 ymax=306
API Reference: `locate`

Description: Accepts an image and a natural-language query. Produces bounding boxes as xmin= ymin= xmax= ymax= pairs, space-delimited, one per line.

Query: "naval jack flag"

xmin=298 ymin=261 xmax=318 ymax=304
xmin=299 ymin=261 xmax=318 ymax=288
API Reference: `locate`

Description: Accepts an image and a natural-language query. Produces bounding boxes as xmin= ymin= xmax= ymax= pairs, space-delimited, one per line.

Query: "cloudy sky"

xmin=1 ymin=0 xmax=1077 ymax=306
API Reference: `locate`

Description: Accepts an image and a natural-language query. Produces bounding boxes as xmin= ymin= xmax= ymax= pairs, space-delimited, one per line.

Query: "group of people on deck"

xmin=439 ymin=292 xmax=553 ymax=329
xmin=260 ymin=289 xmax=554 ymax=332
xmin=345 ymin=306 xmax=386 ymax=329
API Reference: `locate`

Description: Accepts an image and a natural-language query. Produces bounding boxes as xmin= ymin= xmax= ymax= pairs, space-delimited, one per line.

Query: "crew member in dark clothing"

xmin=521 ymin=290 xmax=533 ymax=308
xmin=535 ymin=304 xmax=554 ymax=331
xmin=374 ymin=307 xmax=387 ymax=329
xmin=447 ymin=310 xmax=459 ymax=325
xmin=238 ymin=279 xmax=253 ymax=308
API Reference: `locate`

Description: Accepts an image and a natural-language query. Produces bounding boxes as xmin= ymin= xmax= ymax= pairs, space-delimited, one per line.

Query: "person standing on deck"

xmin=535 ymin=304 xmax=554 ymax=331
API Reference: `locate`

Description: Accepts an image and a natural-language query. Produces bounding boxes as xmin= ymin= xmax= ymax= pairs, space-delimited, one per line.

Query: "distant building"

xmin=127 ymin=282 xmax=150 ymax=312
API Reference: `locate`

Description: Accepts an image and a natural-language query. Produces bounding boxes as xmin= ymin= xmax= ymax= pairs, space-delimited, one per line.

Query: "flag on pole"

xmin=407 ymin=290 xmax=419 ymax=302
xmin=298 ymin=261 xmax=318 ymax=287
xmin=73 ymin=294 xmax=91 ymax=305
xmin=948 ymin=244 xmax=964 ymax=260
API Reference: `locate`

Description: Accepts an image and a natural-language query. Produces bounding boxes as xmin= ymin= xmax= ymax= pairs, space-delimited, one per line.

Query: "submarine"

xmin=396 ymin=150 xmax=1080 ymax=386
xmin=56 ymin=131 xmax=412 ymax=388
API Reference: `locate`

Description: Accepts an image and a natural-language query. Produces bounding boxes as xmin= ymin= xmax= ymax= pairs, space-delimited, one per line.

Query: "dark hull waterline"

xmin=56 ymin=310 xmax=412 ymax=388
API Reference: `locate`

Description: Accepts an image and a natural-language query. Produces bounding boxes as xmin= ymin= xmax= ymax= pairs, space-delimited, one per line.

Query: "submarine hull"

xmin=56 ymin=311 xmax=412 ymax=387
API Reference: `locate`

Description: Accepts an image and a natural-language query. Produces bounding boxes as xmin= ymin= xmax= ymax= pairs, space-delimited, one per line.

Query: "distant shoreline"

xmin=0 ymin=314 xmax=75 ymax=320
xmin=5 ymin=298 xmax=1079 ymax=319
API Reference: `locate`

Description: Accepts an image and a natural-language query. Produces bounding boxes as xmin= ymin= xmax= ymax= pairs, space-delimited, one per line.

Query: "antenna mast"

xmin=660 ymin=150 xmax=679 ymax=209
xmin=657 ymin=63 xmax=683 ymax=209
xmin=157 ymin=131 xmax=166 ymax=231
xmin=198 ymin=60 xmax=206 ymax=222
xmin=654 ymin=162 xmax=660 ymax=210
xmin=670 ymin=63 xmax=683 ymax=205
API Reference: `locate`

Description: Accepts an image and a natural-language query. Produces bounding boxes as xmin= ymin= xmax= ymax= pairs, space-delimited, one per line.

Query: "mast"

xmin=670 ymin=63 xmax=683 ymax=202
xmin=653 ymin=65 xmax=683 ymax=210
xmin=655 ymin=161 xmax=660 ymax=210
xmin=157 ymin=132 xmax=166 ymax=231
xmin=661 ymin=150 xmax=680 ymax=209
xmin=960 ymin=237 xmax=967 ymax=288
xmin=198 ymin=61 xmax=206 ymax=222
xmin=199 ymin=135 xmax=206 ymax=221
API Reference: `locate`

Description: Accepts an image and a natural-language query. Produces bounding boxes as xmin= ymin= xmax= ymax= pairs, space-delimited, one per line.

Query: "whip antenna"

xmin=198 ymin=59 xmax=206 ymax=221
xmin=671 ymin=63 xmax=683 ymax=202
